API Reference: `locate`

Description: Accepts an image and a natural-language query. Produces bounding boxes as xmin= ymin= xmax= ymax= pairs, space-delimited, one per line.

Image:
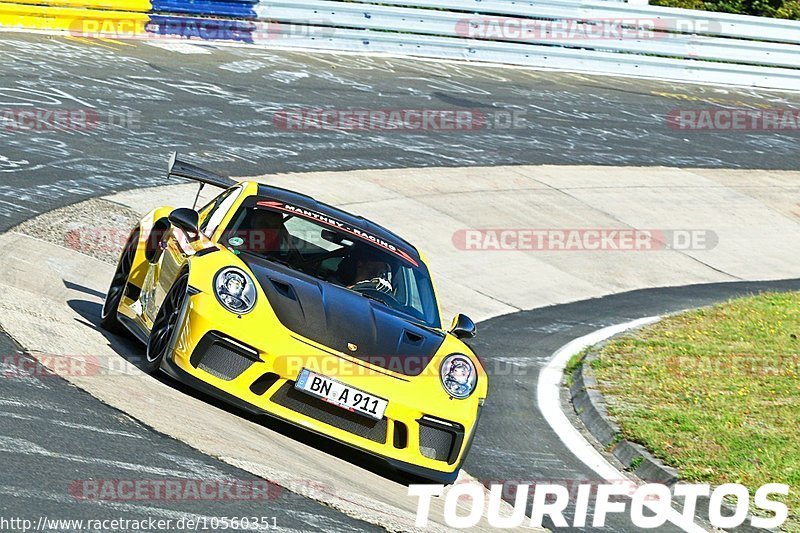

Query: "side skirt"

xmin=118 ymin=314 xmax=150 ymax=345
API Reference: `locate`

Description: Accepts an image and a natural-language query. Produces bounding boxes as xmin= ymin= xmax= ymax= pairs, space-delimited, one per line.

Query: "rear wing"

xmin=167 ymin=151 xmax=237 ymax=189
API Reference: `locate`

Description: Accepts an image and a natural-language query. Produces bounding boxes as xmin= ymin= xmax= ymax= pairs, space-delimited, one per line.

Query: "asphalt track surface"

xmin=3 ymin=32 xmax=800 ymax=229
xmin=2 ymin=31 xmax=800 ymax=531
xmin=0 ymin=333 xmax=380 ymax=532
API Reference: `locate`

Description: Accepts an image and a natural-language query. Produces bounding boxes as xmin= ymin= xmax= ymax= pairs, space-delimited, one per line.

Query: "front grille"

xmin=418 ymin=416 xmax=465 ymax=464
xmin=393 ymin=421 xmax=408 ymax=449
xmin=190 ymin=332 xmax=257 ymax=381
xmin=419 ymin=424 xmax=454 ymax=461
xmin=271 ymin=382 xmax=387 ymax=443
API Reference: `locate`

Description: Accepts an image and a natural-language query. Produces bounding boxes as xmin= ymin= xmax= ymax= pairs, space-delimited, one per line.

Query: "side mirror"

xmin=449 ymin=313 xmax=476 ymax=339
xmin=169 ymin=208 xmax=200 ymax=240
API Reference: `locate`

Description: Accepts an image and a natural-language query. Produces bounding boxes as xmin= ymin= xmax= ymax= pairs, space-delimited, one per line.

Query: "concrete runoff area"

xmin=1 ymin=164 xmax=799 ymax=530
xmin=102 ymin=165 xmax=800 ymax=320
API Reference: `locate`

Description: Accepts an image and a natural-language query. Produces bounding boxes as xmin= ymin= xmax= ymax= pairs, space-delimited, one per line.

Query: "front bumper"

xmin=163 ymin=291 xmax=482 ymax=482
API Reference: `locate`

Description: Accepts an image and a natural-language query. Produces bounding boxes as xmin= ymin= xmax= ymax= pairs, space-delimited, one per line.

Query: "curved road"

xmin=466 ymin=279 xmax=800 ymax=531
xmin=3 ymin=32 xmax=800 ymax=230
xmin=2 ymin=31 xmax=800 ymax=531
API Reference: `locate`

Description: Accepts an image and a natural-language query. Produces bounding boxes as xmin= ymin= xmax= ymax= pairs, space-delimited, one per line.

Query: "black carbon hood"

xmin=241 ymin=255 xmax=445 ymax=376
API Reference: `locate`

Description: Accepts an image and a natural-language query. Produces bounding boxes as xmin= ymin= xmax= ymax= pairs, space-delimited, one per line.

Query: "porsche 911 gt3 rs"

xmin=101 ymin=153 xmax=487 ymax=483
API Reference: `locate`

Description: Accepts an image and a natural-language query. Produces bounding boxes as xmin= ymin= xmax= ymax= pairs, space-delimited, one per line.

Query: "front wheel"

xmin=100 ymin=228 xmax=139 ymax=335
xmin=144 ymin=273 xmax=189 ymax=374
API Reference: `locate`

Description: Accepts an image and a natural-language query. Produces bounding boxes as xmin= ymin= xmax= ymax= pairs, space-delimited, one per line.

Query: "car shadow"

xmin=66 ymin=286 xmax=427 ymax=487
xmin=64 ymin=280 xmax=143 ymax=366
xmin=63 ymin=279 xmax=106 ymax=299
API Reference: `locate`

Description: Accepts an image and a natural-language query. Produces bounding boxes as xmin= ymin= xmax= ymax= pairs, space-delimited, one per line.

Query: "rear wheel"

xmin=144 ymin=273 xmax=189 ymax=374
xmin=100 ymin=228 xmax=139 ymax=334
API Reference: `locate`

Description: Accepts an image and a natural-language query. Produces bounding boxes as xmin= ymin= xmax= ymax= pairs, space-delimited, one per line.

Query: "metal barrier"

xmin=148 ymin=13 xmax=256 ymax=40
xmin=254 ymin=0 xmax=800 ymax=69
xmin=346 ymin=0 xmax=800 ymax=44
xmin=2 ymin=0 xmax=800 ymax=89
xmin=150 ymin=0 xmax=256 ymax=18
xmin=0 ymin=2 xmax=148 ymax=32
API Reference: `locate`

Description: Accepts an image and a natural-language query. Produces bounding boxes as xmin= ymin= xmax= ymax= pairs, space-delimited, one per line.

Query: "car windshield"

xmin=220 ymin=197 xmax=441 ymax=328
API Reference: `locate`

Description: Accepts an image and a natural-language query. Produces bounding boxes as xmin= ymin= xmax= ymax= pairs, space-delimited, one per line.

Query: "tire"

xmin=144 ymin=273 xmax=189 ymax=374
xmin=100 ymin=228 xmax=139 ymax=335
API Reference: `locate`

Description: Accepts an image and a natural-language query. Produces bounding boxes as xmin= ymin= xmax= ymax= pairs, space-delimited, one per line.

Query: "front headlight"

xmin=214 ymin=267 xmax=257 ymax=314
xmin=440 ymin=354 xmax=477 ymax=399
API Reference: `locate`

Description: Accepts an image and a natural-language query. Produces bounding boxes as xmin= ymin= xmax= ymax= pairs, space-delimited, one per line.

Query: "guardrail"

xmin=254 ymin=0 xmax=800 ymax=69
xmin=0 ymin=1 xmax=148 ymax=33
xmin=2 ymin=0 xmax=800 ymax=90
xmin=347 ymin=0 xmax=800 ymax=44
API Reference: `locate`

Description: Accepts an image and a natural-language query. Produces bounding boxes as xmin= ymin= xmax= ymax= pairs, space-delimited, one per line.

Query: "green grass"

xmin=592 ymin=292 xmax=800 ymax=529
xmin=564 ymin=349 xmax=588 ymax=387
xmin=650 ymin=0 xmax=800 ymax=20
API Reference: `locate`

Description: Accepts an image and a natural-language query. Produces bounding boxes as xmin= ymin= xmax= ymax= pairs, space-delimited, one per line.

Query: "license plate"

xmin=294 ymin=369 xmax=388 ymax=421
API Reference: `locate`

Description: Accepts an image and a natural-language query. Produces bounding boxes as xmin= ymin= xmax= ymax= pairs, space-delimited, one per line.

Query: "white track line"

xmin=537 ymin=316 xmax=708 ymax=533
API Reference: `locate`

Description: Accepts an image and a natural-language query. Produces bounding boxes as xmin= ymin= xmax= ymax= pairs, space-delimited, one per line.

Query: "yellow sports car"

xmin=101 ymin=153 xmax=487 ymax=482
